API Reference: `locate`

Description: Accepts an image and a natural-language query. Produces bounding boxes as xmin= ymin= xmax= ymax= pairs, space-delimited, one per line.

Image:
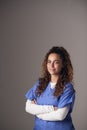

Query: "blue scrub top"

xmin=25 ymin=81 xmax=75 ymax=130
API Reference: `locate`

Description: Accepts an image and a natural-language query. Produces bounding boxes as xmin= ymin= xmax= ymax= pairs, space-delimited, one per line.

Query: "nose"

xmin=51 ymin=62 xmax=54 ymax=68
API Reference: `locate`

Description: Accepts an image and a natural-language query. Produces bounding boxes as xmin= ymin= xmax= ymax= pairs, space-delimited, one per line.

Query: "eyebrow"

xmin=47 ymin=59 xmax=61 ymax=62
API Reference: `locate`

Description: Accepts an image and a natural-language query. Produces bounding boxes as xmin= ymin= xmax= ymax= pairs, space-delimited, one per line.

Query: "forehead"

xmin=48 ymin=53 xmax=61 ymax=60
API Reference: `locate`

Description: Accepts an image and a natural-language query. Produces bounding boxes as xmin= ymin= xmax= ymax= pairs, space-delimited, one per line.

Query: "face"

xmin=47 ymin=53 xmax=63 ymax=76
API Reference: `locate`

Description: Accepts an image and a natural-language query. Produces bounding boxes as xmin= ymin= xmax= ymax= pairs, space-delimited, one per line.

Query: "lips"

xmin=49 ymin=69 xmax=55 ymax=71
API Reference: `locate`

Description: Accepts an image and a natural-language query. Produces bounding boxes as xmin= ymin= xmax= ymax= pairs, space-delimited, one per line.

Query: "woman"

xmin=25 ymin=46 xmax=75 ymax=130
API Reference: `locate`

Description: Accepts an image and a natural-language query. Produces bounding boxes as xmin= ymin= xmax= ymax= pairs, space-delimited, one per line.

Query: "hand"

xmin=31 ymin=99 xmax=37 ymax=104
xmin=54 ymin=106 xmax=58 ymax=111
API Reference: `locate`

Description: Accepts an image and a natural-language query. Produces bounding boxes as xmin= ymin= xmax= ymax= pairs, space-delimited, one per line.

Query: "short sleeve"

xmin=58 ymin=83 xmax=75 ymax=112
xmin=25 ymin=81 xmax=39 ymax=100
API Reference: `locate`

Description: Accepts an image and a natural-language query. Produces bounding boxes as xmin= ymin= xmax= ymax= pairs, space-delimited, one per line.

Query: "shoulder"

xmin=27 ymin=80 xmax=39 ymax=91
xmin=65 ymin=82 xmax=74 ymax=88
xmin=64 ymin=82 xmax=75 ymax=93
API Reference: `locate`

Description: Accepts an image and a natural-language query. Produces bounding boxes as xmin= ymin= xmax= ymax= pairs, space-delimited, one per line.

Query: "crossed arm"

xmin=25 ymin=99 xmax=69 ymax=121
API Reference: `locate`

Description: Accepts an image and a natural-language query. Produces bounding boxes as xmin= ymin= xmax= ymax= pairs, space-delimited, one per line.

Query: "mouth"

xmin=49 ymin=69 xmax=55 ymax=71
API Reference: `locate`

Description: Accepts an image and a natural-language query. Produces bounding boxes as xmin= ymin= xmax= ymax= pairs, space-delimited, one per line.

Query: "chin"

xmin=50 ymin=72 xmax=57 ymax=75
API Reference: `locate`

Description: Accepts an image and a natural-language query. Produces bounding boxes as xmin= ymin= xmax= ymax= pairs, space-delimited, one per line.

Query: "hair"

xmin=35 ymin=46 xmax=73 ymax=97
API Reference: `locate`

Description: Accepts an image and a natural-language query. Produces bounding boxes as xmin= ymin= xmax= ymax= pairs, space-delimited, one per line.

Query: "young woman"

xmin=25 ymin=46 xmax=75 ymax=130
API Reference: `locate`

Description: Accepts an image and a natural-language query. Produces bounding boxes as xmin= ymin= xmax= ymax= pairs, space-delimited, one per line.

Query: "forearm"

xmin=37 ymin=106 xmax=69 ymax=121
xmin=25 ymin=99 xmax=54 ymax=115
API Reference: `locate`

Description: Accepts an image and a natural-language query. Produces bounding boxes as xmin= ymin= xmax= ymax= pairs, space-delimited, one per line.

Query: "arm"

xmin=25 ymin=99 xmax=54 ymax=115
xmin=37 ymin=105 xmax=69 ymax=121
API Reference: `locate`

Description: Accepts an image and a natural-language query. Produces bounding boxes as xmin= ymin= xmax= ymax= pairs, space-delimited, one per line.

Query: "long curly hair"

xmin=36 ymin=46 xmax=73 ymax=97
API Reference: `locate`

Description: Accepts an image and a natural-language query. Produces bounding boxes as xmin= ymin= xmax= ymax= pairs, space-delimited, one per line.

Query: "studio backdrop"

xmin=0 ymin=0 xmax=87 ymax=130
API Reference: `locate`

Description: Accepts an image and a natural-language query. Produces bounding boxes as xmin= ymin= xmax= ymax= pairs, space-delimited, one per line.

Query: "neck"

xmin=51 ymin=75 xmax=59 ymax=83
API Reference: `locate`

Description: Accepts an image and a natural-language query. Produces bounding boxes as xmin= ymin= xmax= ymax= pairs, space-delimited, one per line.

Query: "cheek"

xmin=56 ymin=65 xmax=62 ymax=71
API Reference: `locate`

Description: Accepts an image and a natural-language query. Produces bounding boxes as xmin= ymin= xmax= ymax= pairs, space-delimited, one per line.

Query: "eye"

xmin=54 ymin=61 xmax=60 ymax=64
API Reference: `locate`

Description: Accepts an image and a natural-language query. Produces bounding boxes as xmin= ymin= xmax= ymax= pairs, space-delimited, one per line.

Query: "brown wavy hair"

xmin=36 ymin=46 xmax=73 ymax=97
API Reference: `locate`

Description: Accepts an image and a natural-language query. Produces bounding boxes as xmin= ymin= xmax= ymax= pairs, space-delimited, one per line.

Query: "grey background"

xmin=0 ymin=0 xmax=87 ymax=130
